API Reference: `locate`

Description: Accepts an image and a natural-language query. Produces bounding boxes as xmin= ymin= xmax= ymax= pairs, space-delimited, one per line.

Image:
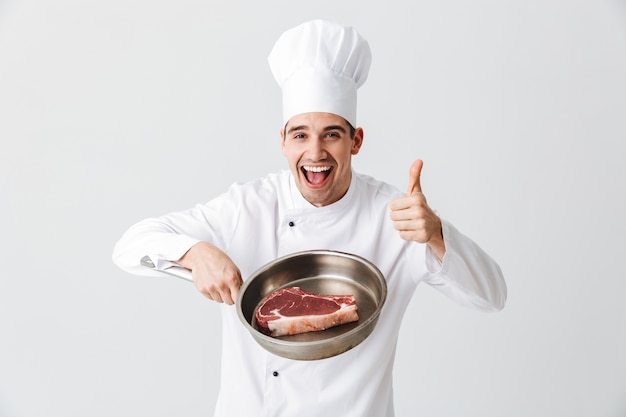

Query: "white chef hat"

xmin=268 ymin=20 xmax=371 ymax=127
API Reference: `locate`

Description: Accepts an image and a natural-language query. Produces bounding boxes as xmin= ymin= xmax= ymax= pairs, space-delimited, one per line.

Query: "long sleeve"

xmin=112 ymin=216 xmax=203 ymax=276
xmin=112 ymin=191 xmax=240 ymax=276
xmin=423 ymin=219 xmax=507 ymax=311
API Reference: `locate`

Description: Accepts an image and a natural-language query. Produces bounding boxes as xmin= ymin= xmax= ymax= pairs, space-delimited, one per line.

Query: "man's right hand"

xmin=176 ymin=242 xmax=243 ymax=305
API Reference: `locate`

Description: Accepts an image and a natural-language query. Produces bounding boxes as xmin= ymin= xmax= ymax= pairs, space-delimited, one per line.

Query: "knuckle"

xmin=214 ymin=280 xmax=230 ymax=293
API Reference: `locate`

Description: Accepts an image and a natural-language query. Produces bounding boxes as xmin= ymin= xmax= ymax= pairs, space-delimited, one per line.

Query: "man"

xmin=113 ymin=20 xmax=506 ymax=417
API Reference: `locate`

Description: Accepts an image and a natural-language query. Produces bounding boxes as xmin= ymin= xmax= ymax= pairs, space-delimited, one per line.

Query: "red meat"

xmin=255 ymin=287 xmax=359 ymax=337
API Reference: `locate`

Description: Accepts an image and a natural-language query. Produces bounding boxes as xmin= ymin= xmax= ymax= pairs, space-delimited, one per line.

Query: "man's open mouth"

xmin=301 ymin=165 xmax=332 ymax=186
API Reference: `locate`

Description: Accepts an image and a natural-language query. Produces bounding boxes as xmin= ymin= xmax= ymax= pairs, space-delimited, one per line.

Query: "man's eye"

xmin=293 ymin=134 xmax=305 ymax=139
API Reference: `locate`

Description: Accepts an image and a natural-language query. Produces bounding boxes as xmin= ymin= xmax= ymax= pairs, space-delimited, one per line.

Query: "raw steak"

xmin=255 ymin=287 xmax=359 ymax=337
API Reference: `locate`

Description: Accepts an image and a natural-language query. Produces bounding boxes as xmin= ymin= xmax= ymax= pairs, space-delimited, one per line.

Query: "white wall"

xmin=1 ymin=1 xmax=625 ymax=416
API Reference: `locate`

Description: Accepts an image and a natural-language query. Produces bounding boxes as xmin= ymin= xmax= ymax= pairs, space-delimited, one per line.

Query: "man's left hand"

xmin=389 ymin=159 xmax=446 ymax=260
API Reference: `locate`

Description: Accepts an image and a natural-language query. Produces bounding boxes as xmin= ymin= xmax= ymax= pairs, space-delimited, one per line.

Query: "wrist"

xmin=177 ymin=241 xmax=209 ymax=269
xmin=427 ymin=219 xmax=446 ymax=261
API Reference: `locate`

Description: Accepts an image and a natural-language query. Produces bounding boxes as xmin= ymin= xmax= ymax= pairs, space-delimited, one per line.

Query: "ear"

xmin=280 ymin=129 xmax=286 ymax=156
xmin=351 ymin=127 xmax=364 ymax=155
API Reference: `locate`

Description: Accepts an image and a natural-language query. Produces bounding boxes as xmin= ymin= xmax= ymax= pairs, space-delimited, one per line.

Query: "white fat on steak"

xmin=255 ymin=287 xmax=358 ymax=337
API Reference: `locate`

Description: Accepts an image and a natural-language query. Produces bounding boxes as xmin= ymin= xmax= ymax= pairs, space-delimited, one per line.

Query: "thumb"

xmin=407 ymin=159 xmax=423 ymax=195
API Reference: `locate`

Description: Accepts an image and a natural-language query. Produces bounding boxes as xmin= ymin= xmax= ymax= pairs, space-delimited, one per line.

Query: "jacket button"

xmin=272 ymin=371 xmax=279 ymax=377
xmin=288 ymin=221 xmax=295 ymax=227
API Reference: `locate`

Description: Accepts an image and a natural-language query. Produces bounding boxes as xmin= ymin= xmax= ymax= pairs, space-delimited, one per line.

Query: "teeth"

xmin=303 ymin=166 xmax=331 ymax=173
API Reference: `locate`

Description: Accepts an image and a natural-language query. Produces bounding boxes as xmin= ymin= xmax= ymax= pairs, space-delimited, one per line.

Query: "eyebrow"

xmin=287 ymin=125 xmax=308 ymax=134
xmin=286 ymin=124 xmax=348 ymax=134
xmin=323 ymin=125 xmax=348 ymax=133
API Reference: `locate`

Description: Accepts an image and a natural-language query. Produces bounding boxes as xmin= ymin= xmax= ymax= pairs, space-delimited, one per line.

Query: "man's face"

xmin=281 ymin=112 xmax=363 ymax=207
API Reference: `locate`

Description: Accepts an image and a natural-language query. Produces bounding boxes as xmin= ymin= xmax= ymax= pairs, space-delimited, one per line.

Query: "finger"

xmin=407 ymin=159 xmax=423 ymax=195
xmin=229 ymin=276 xmax=243 ymax=305
xmin=222 ymin=273 xmax=243 ymax=305
xmin=195 ymin=280 xmax=225 ymax=304
xmin=388 ymin=194 xmax=413 ymax=212
xmin=221 ymin=283 xmax=238 ymax=305
xmin=207 ymin=289 xmax=224 ymax=304
xmin=227 ymin=288 xmax=239 ymax=306
xmin=222 ymin=291 xmax=235 ymax=305
xmin=216 ymin=282 xmax=238 ymax=305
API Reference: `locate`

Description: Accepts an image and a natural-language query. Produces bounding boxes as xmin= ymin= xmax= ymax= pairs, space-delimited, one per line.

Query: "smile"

xmin=301 ymin=165 xmax=332 ymax=186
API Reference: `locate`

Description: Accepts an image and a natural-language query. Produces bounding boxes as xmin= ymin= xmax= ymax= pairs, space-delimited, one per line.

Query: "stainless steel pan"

xmin=140 ymin=250 xmax=387 ymax=360
xmin=140 ymin=255 xmax=194 ymax=282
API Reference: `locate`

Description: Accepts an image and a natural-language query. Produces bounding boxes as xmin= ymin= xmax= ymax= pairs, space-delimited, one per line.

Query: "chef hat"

xmin=268 ymin=20 xmax=371 ymax=127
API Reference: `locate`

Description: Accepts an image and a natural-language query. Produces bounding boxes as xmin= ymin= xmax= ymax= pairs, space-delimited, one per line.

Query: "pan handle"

xmin=140 ymin=255 xmax=194 ymax=283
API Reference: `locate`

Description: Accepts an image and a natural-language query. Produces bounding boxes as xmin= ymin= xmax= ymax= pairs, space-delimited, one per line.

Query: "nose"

xmin=305 ymin=137 xmax=326 ymax=161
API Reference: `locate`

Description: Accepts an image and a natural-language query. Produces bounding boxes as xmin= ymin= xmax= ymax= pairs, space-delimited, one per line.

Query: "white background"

xmin=1 ymin=0 xmax=625 ymax=416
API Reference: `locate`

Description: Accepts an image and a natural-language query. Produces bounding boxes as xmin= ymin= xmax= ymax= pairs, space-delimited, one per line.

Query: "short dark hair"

xmin=347 ymin=122 xmax=356 ymax=139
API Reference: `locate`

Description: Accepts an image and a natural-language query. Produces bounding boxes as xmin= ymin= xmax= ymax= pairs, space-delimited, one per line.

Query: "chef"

xmin=112 ymin=20 xmax=506 ymax=417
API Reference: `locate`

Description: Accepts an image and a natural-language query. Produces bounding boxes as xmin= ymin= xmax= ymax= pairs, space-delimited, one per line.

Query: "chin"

xmin=299 ymin=189 xmax=330 ymax=207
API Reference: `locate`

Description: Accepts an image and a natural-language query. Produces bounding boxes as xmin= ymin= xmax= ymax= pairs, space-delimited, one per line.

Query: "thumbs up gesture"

xmin=389 ymin=160 xmax=446 ymax=260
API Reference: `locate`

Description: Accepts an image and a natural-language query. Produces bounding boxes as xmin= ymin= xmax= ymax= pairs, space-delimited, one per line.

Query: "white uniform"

xmin=112 ymin=169 xmax=506 ymax=417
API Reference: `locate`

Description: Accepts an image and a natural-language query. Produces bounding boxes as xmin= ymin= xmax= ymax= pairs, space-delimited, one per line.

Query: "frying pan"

xmin=140 ymin=250 xmax=387 ymax=360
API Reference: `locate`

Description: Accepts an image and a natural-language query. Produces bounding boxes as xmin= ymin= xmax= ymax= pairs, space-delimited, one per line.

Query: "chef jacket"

xmin=112 ymin=169 xmax=506 ymax=417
